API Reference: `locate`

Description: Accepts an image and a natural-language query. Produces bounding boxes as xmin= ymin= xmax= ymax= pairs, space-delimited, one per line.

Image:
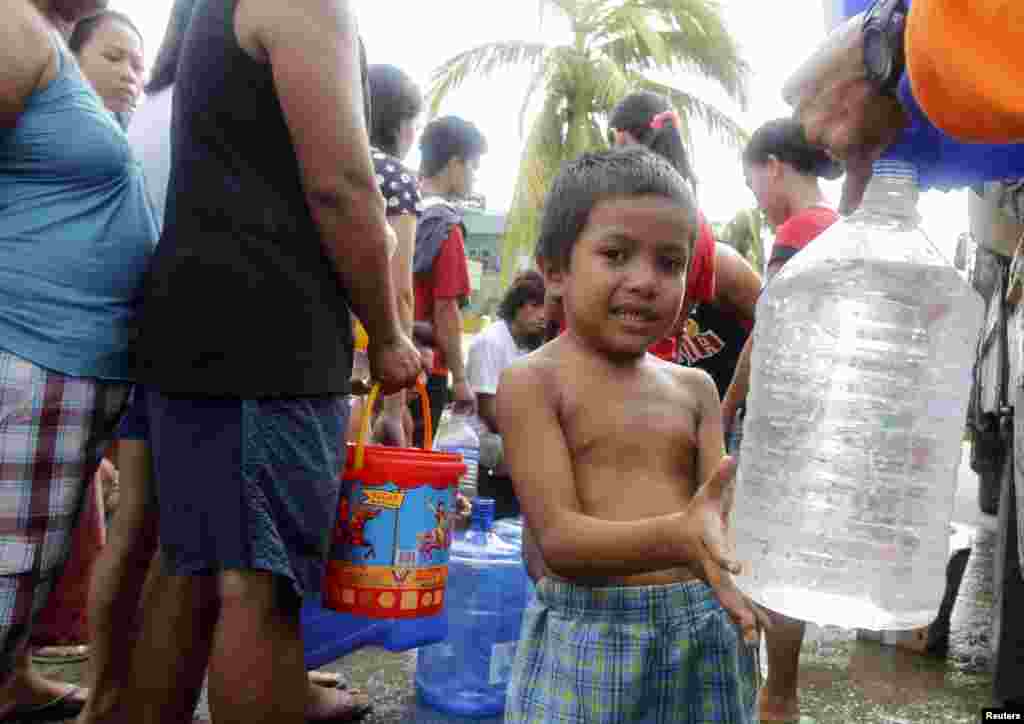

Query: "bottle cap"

xmin=471 ymin=497 xmax=496 ymax=530
xmin=872 ymin=159 xmax=918 ymax=185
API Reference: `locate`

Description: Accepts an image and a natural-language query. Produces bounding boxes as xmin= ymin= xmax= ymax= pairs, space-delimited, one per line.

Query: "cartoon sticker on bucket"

xmin=324 ymin=382 xmax=465 ymax=620
xmin=327 ymin=478 xmax=456 ymax=619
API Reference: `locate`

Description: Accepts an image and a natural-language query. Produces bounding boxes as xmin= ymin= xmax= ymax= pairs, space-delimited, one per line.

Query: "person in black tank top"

xmin=124 ymin=2 xmax=421 ymax=723
xmin=675 ymin=242 xmax=760 ymax=398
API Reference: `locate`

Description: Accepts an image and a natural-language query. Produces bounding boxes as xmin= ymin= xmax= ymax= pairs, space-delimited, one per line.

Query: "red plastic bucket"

xmin=325 ymin=380 xmax=465 ymax=620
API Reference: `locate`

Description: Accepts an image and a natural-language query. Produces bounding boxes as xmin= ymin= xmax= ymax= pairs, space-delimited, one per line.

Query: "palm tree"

xmin=720 ymin=207 xmax=766 ymax=273
xmin=428 ymin=0 xmax=750 ymax=286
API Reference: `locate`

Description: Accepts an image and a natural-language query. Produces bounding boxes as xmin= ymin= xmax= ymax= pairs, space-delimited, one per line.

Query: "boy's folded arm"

xmin=496 ymin=362 xmax=693 ymax=579
xmin=691 ymin=367 xmax=727 ymax=504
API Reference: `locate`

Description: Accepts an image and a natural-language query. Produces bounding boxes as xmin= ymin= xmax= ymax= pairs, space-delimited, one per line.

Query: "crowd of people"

xmin=1 ymin=0 xmax=1022 ymax=722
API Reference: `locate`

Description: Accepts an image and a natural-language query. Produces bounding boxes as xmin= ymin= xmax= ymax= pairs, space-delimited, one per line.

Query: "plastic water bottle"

xmin=416 ymin=499 xmax=528 ymax=717
xmin=434 ymin=407 xmax=480 ymax=499
xmin=734 ymin=160 xmax=984 ymax=631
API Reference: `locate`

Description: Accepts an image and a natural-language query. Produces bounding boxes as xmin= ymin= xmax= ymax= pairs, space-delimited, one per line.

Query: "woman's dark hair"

xmin=609 ymin=91 xmax=697 ymax=189
xmin=498 ymin=271 xmax=546 ymax=322
xmin=536 ymin=146 xmax=697 ymax=273
xmin=68 ymin=10 xmax=143 ymax=56
xmin=743 ymin=118 xmax=842 ymax=180
xmin=419 ymin=115 xmax=487 ymax=179
xmin=144 ymin=0 xmax=197 ymax=95
xmin=368 ymin=65 xmax=423 ymax=158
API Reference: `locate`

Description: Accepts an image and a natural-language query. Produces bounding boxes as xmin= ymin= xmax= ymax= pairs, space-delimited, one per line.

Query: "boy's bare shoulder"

xmin=501 ymin=338 xmax=567 ymax=389
xmin=648 ymin=354 xmax=719 ymax=402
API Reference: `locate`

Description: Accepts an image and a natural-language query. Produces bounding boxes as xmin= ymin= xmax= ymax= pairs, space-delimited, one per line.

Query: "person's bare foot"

xmin=758 ymin=689 xmax=799 ymax=722
xmin=0 ymin=657 xmax=89 ymax=720
xmin=306 ymin=680 xmax=371 ymax=722
xmin=307 ymin=670 xmax=342 ymax=688
xmin=892 ymin=625 xmax=930 ymax=654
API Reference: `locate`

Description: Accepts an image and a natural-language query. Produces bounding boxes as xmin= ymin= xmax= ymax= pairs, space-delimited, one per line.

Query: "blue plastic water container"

xmin=301 ymin=598 xmax=446 ymax=670
xmin=416 ymin=499 xmax=530 ymax=718
xmin=492 ymin=516 xmax=524 ymax=546
xmin=492 ymin=516 xmax=536 ymax=607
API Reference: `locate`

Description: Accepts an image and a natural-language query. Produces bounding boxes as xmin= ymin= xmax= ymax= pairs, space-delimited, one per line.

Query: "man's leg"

xmin=76 ymin=440 xmax=160 ymax=723
xmin=121 ymin=563 xmax=219 ymax=724
xmin=208 ymin=571 xmax=306 ymax=724
xmin=759 ymin=612 xmax=805 ymax=721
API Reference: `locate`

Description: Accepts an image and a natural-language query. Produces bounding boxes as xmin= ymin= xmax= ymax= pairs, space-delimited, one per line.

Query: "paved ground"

xmin=29 ymin=445 xmax=1004 ymax=723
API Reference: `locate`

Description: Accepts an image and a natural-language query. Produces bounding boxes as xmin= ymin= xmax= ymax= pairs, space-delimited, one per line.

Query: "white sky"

xmin=113 ymin=0 xmax=967 ymax=259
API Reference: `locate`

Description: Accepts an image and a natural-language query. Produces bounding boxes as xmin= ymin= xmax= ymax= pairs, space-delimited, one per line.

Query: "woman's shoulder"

xmin=372 ymin=147 xmax=421 ymax=215
xmin=371 ymin=148 xmax=413 ymax=177
xmin=776 ymin=205 xmax=838 ymax=245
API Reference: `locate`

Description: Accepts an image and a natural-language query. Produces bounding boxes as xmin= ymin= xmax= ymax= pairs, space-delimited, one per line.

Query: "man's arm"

xmin=477 ymin=394 xmax=498 ymax=434
xmin=722 ymin=254 xmax=782 ymax=430
xmin=430 ymin=225 xmax=474 ymax=406
xmin=389 ymin=214 xmax=416 ymax=335
xmin=435 ymin=299 xmax=466 ymax=382
xmin=249 ymin=0 xmax=400 ymax=347
xmin=722 ymin=335 xmax=752 ymax=434
xmin=713 ymin=244 xmax=761 ymax=326
xmin=1 ymin=3 xmax=53 ymax=128
xmin=376 ymin=214 xmax=418 ymax=443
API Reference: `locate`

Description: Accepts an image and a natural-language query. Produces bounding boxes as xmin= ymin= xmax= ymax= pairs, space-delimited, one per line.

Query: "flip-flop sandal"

xmin=2 ymin=685 xmax=87 ymax=723
xmin=307 ymin=686 xmax=372 ymax=723
xmin=31 ymin=645 xmax=90 ymax=665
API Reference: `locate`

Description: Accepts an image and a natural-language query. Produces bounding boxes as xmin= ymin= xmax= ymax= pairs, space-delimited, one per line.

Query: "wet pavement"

xmin=31 ymin=445 xmax=1005 ymax=723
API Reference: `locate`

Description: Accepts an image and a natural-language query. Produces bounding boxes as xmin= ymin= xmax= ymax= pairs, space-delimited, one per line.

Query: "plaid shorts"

xmin=505 ymin=578 xmax=760 ymax=724
xmin=0 ymin=351 xmax=129 ymax=673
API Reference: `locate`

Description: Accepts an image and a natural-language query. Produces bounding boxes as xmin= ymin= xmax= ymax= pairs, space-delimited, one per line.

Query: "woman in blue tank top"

xmin=0 ymin=1 xmax=157 ymax=719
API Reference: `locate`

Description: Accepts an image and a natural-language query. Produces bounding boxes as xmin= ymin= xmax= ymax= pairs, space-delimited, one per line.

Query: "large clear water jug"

xmin=734 ymin=160 xmax=984 ymax=630
xmin=433 ymin=407 xmax=480 ymax=499
xmin=416 ymin=498 xmax=529 ymax=717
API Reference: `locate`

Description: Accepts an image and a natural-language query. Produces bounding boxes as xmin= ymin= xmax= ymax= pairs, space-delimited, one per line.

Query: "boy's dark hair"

xmin=144 ymin=0 xmax=197 ymax=95
xmin=69 ymin=10 xmax=143 ymax=57
xmin=419 ymin=116 xmax=487 ymax=179
xmin=498 ymin=270 xmax=546 ymax=322
xmin=743 ymin=118 xmax=842 ymax=180
xmin=368 ymin=65 xmax=423 ymax=158
xmin=537 ymin=146 xmax=698 ymax=272
xmin=609 ymin=91 xmax=696 ymax=189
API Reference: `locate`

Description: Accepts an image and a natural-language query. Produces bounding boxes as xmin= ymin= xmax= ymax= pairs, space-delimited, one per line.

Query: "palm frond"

xmin=595 ymin=0 xmax=749 ymax=107
xmin=427 ymin=42 xmax=550 ymax=117
xmin=593 ymin=5 xmax=672 ymax=66
xmin=501 ymin=91 xmax=569 ymax=278
xmin=518 ymin=47 xmax=577 ymax=138
xmin=590 ymin=57 xmax=633 ymax=117
xmin=542 ymin=0 xmax=583 ymax=22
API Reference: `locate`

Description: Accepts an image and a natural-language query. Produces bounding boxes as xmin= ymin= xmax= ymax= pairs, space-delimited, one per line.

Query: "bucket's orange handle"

xmin=353 ymin=377 xmax=433 ymax=470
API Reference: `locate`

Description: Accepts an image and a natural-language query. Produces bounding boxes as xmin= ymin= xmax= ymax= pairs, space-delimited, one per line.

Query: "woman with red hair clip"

xmin=608 ymin=92 xmax=762 ymax=393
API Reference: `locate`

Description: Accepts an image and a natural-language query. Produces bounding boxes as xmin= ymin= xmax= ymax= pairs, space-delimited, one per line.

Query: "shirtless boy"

xmin=498 ymin=147 xmax=766 ymax=723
